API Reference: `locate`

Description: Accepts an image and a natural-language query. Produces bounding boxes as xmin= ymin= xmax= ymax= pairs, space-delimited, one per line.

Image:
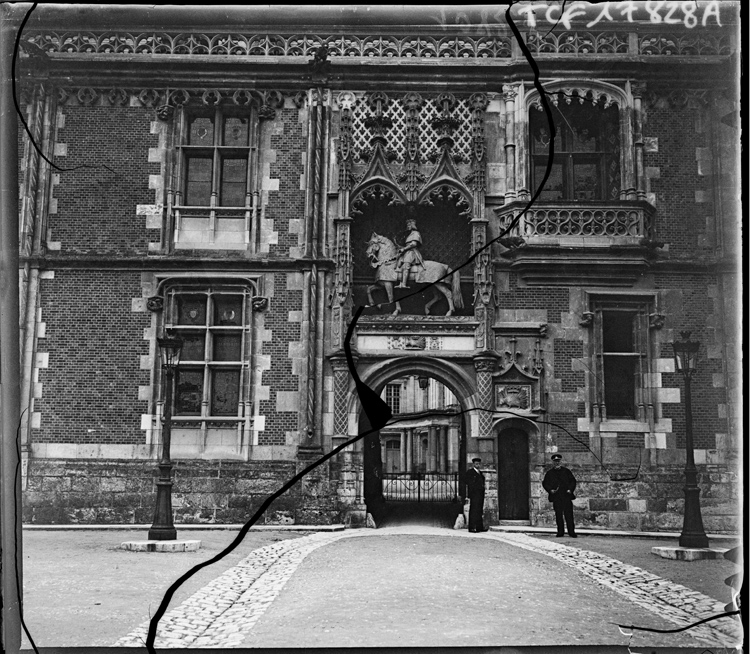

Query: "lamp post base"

xmin=149 ymin=464 xmax=177 ymax=541
xmin=148 ymin=526 xmax=178 ymax=541
xmin=680 ymin=482 xmax=709 ymax=549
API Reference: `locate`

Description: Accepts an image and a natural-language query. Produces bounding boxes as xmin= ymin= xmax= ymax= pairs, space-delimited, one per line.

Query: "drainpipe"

xmin=1 ymin=5 xmax=23 ymax=651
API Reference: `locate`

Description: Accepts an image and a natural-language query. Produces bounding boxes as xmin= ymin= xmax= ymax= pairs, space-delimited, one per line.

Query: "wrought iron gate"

xmin=382 ymin=472 xmax=459 ymax=502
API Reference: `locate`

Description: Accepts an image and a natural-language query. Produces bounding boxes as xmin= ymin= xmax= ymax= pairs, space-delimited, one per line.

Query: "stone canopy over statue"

xmin=366 ymin=217 xmax=463 ymax=317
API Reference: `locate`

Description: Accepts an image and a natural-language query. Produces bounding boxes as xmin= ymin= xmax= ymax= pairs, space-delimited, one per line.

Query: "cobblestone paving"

xmin=114 ymin=528 xmax=742 ymax=649
xmin=114 ymin=530 xmax=359 ymax=648
xmin=491 ymin=532 xmax=743 ymax=648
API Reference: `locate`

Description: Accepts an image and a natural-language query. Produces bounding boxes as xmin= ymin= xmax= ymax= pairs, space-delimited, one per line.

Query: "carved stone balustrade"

xmin=494 ymin=201 xmax=660 ymax=288
xmin=495 ymin=201 xmax=655 ymax=245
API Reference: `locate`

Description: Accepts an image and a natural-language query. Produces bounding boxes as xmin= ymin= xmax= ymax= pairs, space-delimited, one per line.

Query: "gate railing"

xmin=382 ymin=472 xmax=459 ymax=502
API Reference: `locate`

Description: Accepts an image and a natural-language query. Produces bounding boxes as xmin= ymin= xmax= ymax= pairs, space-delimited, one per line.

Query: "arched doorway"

xmin=357 ymin=369 xmax=471 ymax=527
xmin=497 ymin=427 xmax=530 ymax=520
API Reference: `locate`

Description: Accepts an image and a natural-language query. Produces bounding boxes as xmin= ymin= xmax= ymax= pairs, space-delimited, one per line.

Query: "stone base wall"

xmin=530 ymin=464 xmax=740 ymax=534
xmin=22 ymin=458 xmax=345 ymax=525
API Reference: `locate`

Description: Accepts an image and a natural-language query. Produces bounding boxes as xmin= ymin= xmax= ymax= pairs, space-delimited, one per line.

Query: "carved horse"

xmin=365 ymin=233 xmax=464 ymax=317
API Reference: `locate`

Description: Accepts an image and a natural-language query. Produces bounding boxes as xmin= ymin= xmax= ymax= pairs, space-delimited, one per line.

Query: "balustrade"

xmin=497 ymin=203 xmax=654 ymax=240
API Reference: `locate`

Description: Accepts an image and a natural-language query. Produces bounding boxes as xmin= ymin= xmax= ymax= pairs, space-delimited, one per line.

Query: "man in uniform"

xmin=465 ymin=457 xmax=486 ymax=533
xmin=542 ymin=453 xmax=577 ymax=537
xmin=395 ymin=218 xmax=425 ymax=289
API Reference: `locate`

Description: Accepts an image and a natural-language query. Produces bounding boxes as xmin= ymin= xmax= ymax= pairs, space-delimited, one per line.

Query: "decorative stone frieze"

xmin=24 ymin=31 xmax=513 ymax=59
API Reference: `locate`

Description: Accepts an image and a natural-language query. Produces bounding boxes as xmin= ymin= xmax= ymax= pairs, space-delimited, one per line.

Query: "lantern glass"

xmin=418 ymin=376 xmax=429 ymax=390
xmin=157 ymin=334 xmax=183 ymax=369
xmin=672 ymin=334 xmax=700 ymax=375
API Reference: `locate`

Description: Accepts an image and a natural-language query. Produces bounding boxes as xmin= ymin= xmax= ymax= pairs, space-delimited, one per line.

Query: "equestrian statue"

xmin=365 ymin=218 xmax=464 ymax=317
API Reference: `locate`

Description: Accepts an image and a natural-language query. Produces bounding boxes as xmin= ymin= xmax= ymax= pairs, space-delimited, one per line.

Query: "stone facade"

xmin=16 ymin=4 xmax=740 ymax=532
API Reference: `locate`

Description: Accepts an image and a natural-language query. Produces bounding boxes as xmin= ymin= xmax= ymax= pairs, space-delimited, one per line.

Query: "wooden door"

xmin=497 ymin=428 xmax=530 ymax=520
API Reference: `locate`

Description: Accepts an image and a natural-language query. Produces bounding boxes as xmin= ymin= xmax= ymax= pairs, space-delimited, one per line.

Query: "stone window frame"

xmin=515 ymin=79 xmax=641 ymax=203
xmin=156 ymin=279 xmax=260 ymax=458
xmin=587 ymin=292 xmax=659 ymax=429
xmin=171 ymin=104 xmax=260 ymax=250
xmin=384 ymin=382 xmax=402 ymax=415
xmin=529 ymin=98 xmax=621 ymax=202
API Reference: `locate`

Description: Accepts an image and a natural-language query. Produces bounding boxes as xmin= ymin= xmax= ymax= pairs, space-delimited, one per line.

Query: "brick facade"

xmin=15 ymin=6 xmax=739 ymax=532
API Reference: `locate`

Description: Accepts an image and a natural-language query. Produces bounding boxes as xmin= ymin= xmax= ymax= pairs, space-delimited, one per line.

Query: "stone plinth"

xmin=651 ymin=546 xmax=728 ymax=561
xmin=120 ymin=540 xmax=201 ymax=552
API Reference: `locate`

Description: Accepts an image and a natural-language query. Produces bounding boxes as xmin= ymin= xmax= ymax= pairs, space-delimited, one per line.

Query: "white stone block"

xmin=140 ymin=414 xmax=153 ymax=430
xmin=147 ymin=147 xmax=164 ymax=163
xmin=262 ymin=178 xmax=280 ymax=191
xmin=148 ymin=174 xmax=163 ymax=191
xmin=140 ymin=354 xmax=152 ymax=370
xmin=695 ymin=190 xmax=706 ymax=203
xmin=33 ymin=382 xmax=43 ymax=399
xmin=131 ymin=298 xmax=146 ymax=312
xmin=46 ymin=241 xmax=61 ymax=251
xmin=288 ymin=341 xmax=304 ymax=358
xmin=254 ymin=415 xmax=266 ymax=431
xmin=276 ymin=391 xmax=300 ymax=412
xmin=39 ymin=271 xmax=55 ymax=280
xmin=628 ymin=499 xmax=647 ymax=513
xmin=694 ymin=449 xmax=707 ymax=464
xmin=712 ymin=373 xmax=725 ymax=388
xmin=286 ymin=271 xmax=304 ymax=290
xmin=138 ymin=386 xmax=151 ymax=401
xmin=656 ymin=387 xmax=680 ymax=403
xmin=53 ymin=143 xmax=67 ymax=157
xmin=37 ymin=323 xmax=46 ymax=338
xmin=288 ymin=310 xmax=303 ymax=322
xmin=35 ymin=352 xmax=49 ymax=368
xmin=31 ymin=412 xmax=41 ymax=429
xmin=655 ymin=358 xmax=675 ymax=373
xmin=577 ymin=417 xmax=590 ymax=432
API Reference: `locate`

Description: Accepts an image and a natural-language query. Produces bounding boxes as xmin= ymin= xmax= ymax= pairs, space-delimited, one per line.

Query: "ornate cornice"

xmin=24 ymin=31 xmax=513 ymax=59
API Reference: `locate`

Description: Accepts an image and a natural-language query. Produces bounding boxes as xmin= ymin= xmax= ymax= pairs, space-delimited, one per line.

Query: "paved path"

xmin=115 ymin=528 xmax=742 ymax=649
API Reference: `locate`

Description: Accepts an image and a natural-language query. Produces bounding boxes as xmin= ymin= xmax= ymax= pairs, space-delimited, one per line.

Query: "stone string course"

xmin=115 ymin=529 xmax=741 ymax=649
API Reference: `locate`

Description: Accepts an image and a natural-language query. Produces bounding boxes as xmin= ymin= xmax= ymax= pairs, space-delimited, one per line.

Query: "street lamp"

xmin=672 ymin=331 xmax=709 ymax=549
xmin=148 ymin=332 xmax=183 ymax=541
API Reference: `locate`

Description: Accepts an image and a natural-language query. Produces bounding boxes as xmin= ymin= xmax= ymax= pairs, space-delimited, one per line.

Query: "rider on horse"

xmin=395 ymin=218 xmax=425 ymax=289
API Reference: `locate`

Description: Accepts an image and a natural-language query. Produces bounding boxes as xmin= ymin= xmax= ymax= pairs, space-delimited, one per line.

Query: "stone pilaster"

xmin=474 ymin=354 xmax=497 ymax=440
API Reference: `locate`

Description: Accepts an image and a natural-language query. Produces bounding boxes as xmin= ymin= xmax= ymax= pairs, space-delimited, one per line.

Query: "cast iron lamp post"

xmin=672 ymin=331 xmax=709 ymax=549
xmin=148 ymin=333 xmax=183 ymax=541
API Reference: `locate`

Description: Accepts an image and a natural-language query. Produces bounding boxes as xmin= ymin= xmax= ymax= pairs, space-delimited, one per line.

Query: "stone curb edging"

xmin=23 ymin=523 xmax=347 ymax=531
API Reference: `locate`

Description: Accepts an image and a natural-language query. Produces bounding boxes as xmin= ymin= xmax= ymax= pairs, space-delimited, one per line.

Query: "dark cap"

xmin=472 ymin=457 xmax=482 ymax=463
xmin=551 ymin=453 xmax=562 ymax=460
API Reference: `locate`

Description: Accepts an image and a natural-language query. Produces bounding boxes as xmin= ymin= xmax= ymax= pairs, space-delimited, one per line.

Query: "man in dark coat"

xmin=542 ymin=453 xmax=577 ymax=537
xmin=465 ymin=457 xmax=486 ymax=533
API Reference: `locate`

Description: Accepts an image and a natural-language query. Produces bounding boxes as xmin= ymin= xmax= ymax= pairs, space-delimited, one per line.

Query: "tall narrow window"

xmin=384 ymin=383 xmax=402 ymax=415
xmin=530 ymin=98 xmax=620 ymax=201
xmin=592 ymin=299 xmax=651 ymax=421
xmin=174 ymin=108 xmax=255 ymax=249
